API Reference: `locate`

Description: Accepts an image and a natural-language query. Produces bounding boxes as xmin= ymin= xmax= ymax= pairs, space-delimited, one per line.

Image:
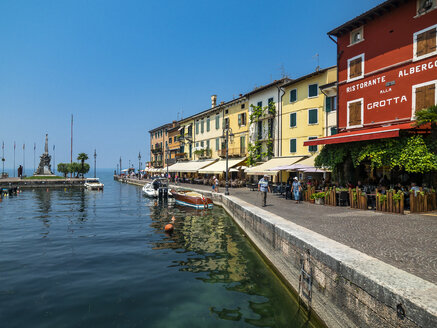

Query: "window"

xmin=413 ymin=81 xmax=436 ymax=117
xmin=206 ymin=117 xmax=210 ymax=132
xmin=169 ymin=137 xmax=172 ymax=144
xmin=189 ymin=144 xmax=192 ymax=158
xmin=216 ymin=138 xmax=220 ymax=151
xmin=417 ymin=0 xmax=436 ymax=15
xmin=201 ymin=141 xmax=204 ymax=148
xmin=414 ymin=24 xmax=437 ymax=61
xmin=196 ymin=142 xmax=199 ymax=148
xmin=187 ymin=125 xmax=192 ymax=137
xmin=224 ymin=118 xmax=229 ymax=129
xmin=347 ymin=99 xmax=363 ymax=128
xmin=289 ymin=139 xmax=296 ymax=153
xmin=308 ymin=84 xmax=318 ymax=98
xmin=241 ymin=104 xmax=245 ymax=109
xmin=240 ymin=136 xmax=246 ymax=153
xmin=330 ymin=127 xmax=337 ymax=135
xmin=257 ymin=101 xmax=262 ymax=108
xmin=238 ymin=113 xmax=246 ymax=126
xmin=215 ymin=115 xmax=220 ymax=129
xmin=350 ymin=26 xmax=363 ymax=45
xmin=201 ymin=119 xmax=204 ymax=133
xmin=326 ymin=96 xmax=337 ymax=112
xmin=257 ymin=121 xmax=263 ymax=140
xmin=290 ymin=113 xmax=297 ymax=127
xmin=225 ymin=109 xmax=229 ymax=114
xmin=348 ymin=54 xmax=364 ymax=81
xmin=268 ymin=97 xmax=274 ymax=104
xmin=308 ymin=109 xmax=318 ymax=124
xmin=206 ymin=140 xmax=210 ymax=149
xmin=308 ymin=137 xmax=317 ymax=152
xmin=195 ymin=121 xmax=199 ymax=134
xmin=290 ymin=89 xmax=297 ymax=103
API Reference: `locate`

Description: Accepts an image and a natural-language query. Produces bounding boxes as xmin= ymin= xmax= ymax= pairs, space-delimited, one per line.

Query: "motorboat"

xmin=170 ymin=189 xmax=213 ymax=209
xmin=142 ymin=178 xmax=171 ymax=198
xmin=84 ymin=178 xmax=104 ymax=191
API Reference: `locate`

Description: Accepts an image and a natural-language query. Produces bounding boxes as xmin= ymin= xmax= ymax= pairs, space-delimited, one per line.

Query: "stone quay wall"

xmin=191 ymin=188 xmax=437 ymax=328
xmin=0 ymin=178 xmax=86 ymax=189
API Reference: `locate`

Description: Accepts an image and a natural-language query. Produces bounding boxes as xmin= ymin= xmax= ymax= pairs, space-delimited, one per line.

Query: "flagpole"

xmin=13 ymin=141 xmax=16 ymax=177
xmin=23 ymin=143 xmax=25 ymax=177
xmin=71 ymin=114 xmax=73 ymax=178
xmin=1 ymin=141 xmax=4 ymax=177
xmin=53 ymin=145 xmax=56 ymax=174
xmin=34 ymin=143 xmax=36 ymax=173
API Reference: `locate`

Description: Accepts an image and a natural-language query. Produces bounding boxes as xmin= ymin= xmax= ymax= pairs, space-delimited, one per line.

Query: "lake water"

xmin=0 ymin=171 xmax=321 ymax=327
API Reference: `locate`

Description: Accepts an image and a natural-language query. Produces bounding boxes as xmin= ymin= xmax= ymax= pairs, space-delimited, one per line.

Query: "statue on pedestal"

xmin=34 ymin=134 xmax=54 ymax=176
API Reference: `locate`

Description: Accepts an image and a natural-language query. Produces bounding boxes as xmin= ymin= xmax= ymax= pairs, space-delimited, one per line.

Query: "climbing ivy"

xmin=315 ymin=135 xmax=437 ymax=174
xmin=248 ymin=103 xmax=276 ymax=163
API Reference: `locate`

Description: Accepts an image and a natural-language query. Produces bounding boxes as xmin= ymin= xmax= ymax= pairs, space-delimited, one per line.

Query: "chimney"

xmin=211 ymin=95 xmax=217 ymax=108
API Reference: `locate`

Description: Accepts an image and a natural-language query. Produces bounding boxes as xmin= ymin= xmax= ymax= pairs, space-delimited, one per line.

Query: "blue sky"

xmin=0 ymin=0 xmax=383 ymax=170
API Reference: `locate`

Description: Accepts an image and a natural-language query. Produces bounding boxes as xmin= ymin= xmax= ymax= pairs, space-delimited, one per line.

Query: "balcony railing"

xmin=151 ymin=146 xmax=163 ymax=154
xmin=219 ymin=148 xmax=246 ymax=158
xmin=194 ymin=148 xmax=212 ymax=159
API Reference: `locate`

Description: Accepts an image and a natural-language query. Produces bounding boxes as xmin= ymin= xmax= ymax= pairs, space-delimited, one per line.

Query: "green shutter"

xmin=216 ymin=138 xmax=220 ymax=150
xmin=290 ymin=89 xmax=297 ymax=102
xmin=206 ymin=140 xmax=210 ymax=149
xmin=207 ymin=118 xmax=210 ymax=132
xmin=215 ymin=115 xmax=219 ymax=129
xmin=238 ymin=114 xmax=241 ymax=126
xmin=330 ymin=127 xmax=337 ymax=135
xmin=290 ymin=139 xmax=296 ymax=153
xmin=326 ymin=97 xmax=331 ymax=112
xmin=290 ymin=113 xmax=296 ymax=127
xmin=309 ymin=109 xmax=318 ymax=124
xmin=308 ymin=137 xmax=317 ymax=152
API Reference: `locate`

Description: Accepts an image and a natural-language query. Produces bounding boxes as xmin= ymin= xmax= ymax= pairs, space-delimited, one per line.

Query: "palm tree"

xmin=77 ymin=153 xmax=89 ymax=177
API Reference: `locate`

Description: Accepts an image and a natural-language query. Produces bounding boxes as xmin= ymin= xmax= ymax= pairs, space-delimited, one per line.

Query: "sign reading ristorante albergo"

xmin=331 ymin=0 xmax=437 ymax=132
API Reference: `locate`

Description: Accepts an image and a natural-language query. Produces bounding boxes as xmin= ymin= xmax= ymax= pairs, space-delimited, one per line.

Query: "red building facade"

xmin=306 ymin=0 xmax=437 ymax=146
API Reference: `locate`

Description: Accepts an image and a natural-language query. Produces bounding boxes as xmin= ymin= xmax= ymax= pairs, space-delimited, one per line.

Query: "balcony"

xmin=194 ymin=148 xmax=212 ymax=159
xmin=151 ymin=145 xmax=163 ymax=154
xmin=153 ymin=160 xmax=163 ymax=168
xmin=175 ymin=152 xmax=187 ymax=159
xmin=219 ymin=148 xmax=246 ymax=158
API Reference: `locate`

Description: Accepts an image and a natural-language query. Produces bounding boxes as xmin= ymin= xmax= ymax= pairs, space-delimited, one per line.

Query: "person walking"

xmin=214 ymin=176 xmax=220 ymax=193
xmin=258 ymin=175 xmax=271 ymax=207
xmin=212 ymin=176 xmax=217 ymax=192
xmin=292 ymin=177 xmax=301 ymax=204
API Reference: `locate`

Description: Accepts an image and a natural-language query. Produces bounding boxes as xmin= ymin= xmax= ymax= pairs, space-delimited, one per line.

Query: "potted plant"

xmin=310 ymin=194 xmax=316 ymax=203
xmin=313 ymin=192 xmax=325 ymax=205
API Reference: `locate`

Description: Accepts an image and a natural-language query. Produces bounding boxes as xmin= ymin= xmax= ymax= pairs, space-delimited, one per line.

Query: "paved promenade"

xmin=120 ymin=177 xmax=437 ymax=284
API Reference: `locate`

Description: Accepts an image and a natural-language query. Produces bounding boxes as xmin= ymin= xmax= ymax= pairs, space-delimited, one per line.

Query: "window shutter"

xmin=290 ymin=139 xmax=296 ymax=153
xmin=425 ymin=84 xmax=436 ymax=109
xmin=427 ymin=28 xmax=436 ymax=52
xmin=216 ymin=138 xmax=220 ymax=150
xmin=415 ymin=85 xmax=427 ymax=111
xmin=416 ymin=31 xmax=427 ymax=57
xmin=242 ymin=113 xmax=246 ymax=125
xmin=354 ymin=57 xmax=362 ymax=77
xmin=309 ymin=109 xmax=317 ymax=124
xmin=330 ymin=127 xmax=337 ymax=135
xmin=326 ymin=97 xmax=332 ymax=112
xmin=290 ymin=113 xmax=296 ymax=127
xmin=238 ymin=114 xmax=241 ymax=126
xmin=308 ymin=137 xmax=317 ymax=152
xmin=290 ymin=90 xmax=297 ymax=102
xmin=349 ymin=101 xmax=362 ymax=126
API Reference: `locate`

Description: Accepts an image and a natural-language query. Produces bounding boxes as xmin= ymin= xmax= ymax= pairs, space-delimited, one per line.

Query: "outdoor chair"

xmin=338 ymin=191 xmax=349 ymax=206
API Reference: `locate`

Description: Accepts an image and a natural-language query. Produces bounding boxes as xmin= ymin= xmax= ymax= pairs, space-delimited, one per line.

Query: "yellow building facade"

xmin=222 ymin=96 xmax=249 ymax=158
xmin=281 ymin=66 xmax=337 ymax=158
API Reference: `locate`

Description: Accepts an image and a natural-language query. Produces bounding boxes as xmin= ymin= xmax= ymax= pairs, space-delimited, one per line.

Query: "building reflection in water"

xmin=148 ymin=204 xmax=310 ymax=328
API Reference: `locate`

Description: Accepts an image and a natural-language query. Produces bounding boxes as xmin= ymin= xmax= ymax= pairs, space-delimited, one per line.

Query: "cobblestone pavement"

xmin=170 ymin=182 xmax=437 ymax=284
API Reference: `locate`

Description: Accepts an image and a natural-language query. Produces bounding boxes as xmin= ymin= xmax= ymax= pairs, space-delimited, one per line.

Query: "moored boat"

xmin=142 ymin=178 xmax=171 ymax=198
xmin=170 ymin=189 xmax=213 ymax=209
xmin=84 ymin=178 xmax=104 ymax=191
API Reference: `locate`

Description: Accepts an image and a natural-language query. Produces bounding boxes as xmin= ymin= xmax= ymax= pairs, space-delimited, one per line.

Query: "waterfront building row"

xmin=148 ymin=0 xmax=437 ymax=185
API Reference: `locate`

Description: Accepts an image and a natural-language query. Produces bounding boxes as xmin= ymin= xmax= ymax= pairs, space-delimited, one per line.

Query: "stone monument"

xmin=34 ymin=134 xmax=54 ymax=176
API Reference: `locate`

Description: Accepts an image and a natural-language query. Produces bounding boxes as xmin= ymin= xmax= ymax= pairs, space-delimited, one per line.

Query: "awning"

xmin=198 ymin=158 xmax=246 ymax=174
xmin=167 ymin=159 xmax=216 ymax=173
xmin=304 ymin=122 xmax=414 ymax=146
xmin=245 ymin=157 xmax=303 ymax=176
xmin=268 ymin=155 xmax=317 ymax=171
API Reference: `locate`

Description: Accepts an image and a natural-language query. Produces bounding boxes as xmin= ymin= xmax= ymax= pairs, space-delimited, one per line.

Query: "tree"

xmin=57 ymin=163 xmax=69 ymax=178
xmin=77 ymin=153 xmax=89 ymax=177
xmin=78 ymin=163 xmax=90 ymax=176
xmin=69 ymin=162 xmax=81 ymax=178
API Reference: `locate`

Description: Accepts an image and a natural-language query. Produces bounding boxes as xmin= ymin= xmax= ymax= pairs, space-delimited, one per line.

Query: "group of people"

xmin=258 ymin=175 xmax=302 ymax=207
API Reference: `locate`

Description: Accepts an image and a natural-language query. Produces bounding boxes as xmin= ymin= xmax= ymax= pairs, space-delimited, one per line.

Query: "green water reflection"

xmin=149 ymin=203 xmax=320 ymax=328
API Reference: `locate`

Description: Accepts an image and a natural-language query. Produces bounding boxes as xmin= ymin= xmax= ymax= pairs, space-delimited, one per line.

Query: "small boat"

xmin=84 ymin=178 xmax=104 ymax=191
xmin=170 ymin=189 xmax=213 ymax=209
xmin=142 ymin=178 xmax=171 ymax=198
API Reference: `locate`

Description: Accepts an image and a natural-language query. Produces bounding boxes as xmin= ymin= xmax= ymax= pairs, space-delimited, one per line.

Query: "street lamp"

xmin=1 ymin=141 xmax=5 ymax=177
xmin=119 ymin=157 xmax=122 ymax=176
xmin=166 ymin=143 xmax=169 ymax=179
xmin=138 ymin=152 xmax=141 ymax=180
xmin=221 ymin=121 xmax=234 ymax=195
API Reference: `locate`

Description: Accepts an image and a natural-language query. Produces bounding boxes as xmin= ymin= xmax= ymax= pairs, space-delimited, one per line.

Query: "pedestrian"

xmin=258 ymin=175 xmax=271 ymax=207
xmin=292 ymin=177 xmax=301 ymax=204
xmin=212 ymin=176 xmax=216 ymax=192
xmin=214 ymin=176 xmax=219 ymax=193
xmin=175 ymin=174 xmax=178 ymax=185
